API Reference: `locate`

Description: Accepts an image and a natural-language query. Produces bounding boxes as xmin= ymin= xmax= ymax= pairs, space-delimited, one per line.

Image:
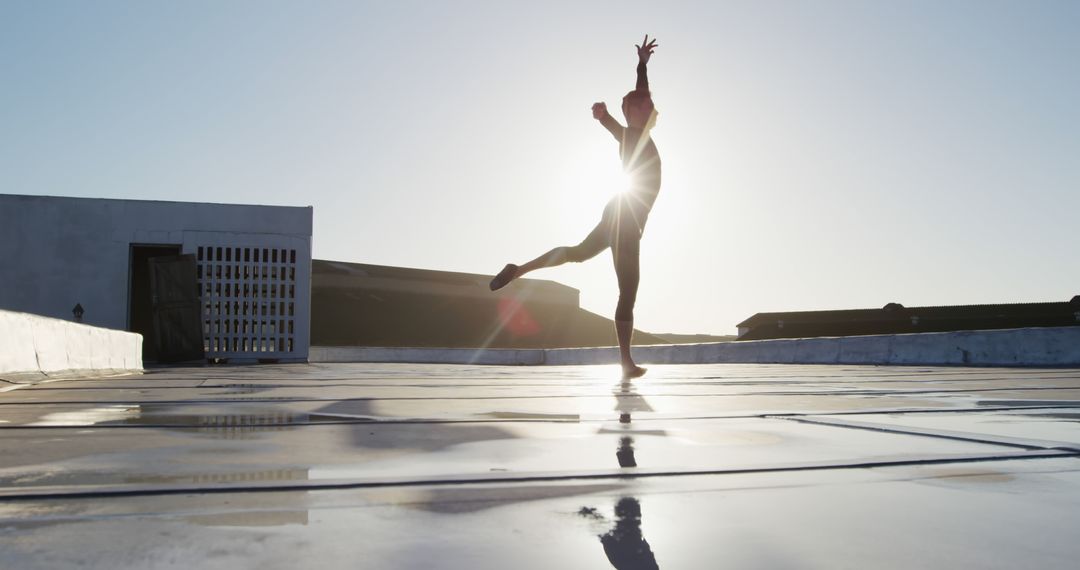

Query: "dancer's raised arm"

xmin=635 ymin=34 xmax=658 ymax=92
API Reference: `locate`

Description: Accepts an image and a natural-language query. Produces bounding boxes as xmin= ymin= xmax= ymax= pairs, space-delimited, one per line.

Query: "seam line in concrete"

xmin=0 ymin=450 xmax=1073 ymax=502
xmin=773 ymin=416 xmax=1055 ymax=451
xmin=22 ymin=374 xmax=1080 ymax=391
xmin=6 ymin=385 xmax=1080 ymax=407
xmin=17 ymin=384 xmax=1080 ymax=396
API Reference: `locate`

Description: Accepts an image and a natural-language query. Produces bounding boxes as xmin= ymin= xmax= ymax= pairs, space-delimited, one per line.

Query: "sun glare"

xmin=570 ymin=158 xmax=632 ymax=202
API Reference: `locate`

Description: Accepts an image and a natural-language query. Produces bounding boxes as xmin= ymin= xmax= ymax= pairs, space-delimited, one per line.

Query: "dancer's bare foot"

xmin=622 ymin=364 xmax=647 ymax=380
xmin=489 ymin=263 xmax=519 ymax=291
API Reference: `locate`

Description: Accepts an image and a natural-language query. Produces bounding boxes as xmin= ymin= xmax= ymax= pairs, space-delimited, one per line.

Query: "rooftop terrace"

xmin=2 ymin=362 xmax=1080 ymax=568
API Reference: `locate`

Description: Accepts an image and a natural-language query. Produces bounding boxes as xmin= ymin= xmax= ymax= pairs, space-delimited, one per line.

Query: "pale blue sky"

xmin=3 ymin=0 xmax=1078 ymax=335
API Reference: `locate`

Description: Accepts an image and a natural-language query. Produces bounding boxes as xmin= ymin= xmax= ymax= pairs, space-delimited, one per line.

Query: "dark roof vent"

xmin=882 ymin=302 xmax=905 ymax=312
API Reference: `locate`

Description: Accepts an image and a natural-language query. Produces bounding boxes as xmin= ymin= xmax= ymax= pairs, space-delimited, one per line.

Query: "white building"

xmin=0 ymin=194 xmax=312 ymax=363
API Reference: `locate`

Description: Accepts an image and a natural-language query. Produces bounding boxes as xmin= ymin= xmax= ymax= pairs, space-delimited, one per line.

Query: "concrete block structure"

xmin=0 ymin=194 xmax=312 ymax=363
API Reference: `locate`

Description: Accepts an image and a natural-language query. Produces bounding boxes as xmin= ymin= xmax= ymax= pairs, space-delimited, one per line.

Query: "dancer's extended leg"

xmin=490 ymin=214 xmax=611 ymax=291
xmin=517 ymin=246 xmax=572 ymax=277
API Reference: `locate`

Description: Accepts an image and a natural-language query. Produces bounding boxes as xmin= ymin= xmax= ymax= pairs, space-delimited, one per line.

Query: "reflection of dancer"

xmin=599 ymin=497 xmax=660 ymax=570
xmin=490 ymin=35 xmax=662 ymax=380
xmin=616 ymin=380 xmax=654 ymax=421
xmin=614 ymin=380 xmax=654 ymax=467
xmin=616 ymin=436 xmax=637 ymax=468
xmin=578 ymin=384 xmax=658 ymax=567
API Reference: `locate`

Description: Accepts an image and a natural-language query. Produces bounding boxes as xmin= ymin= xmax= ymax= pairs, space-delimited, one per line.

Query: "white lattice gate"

xmin=183 ymin=232 xmax=311 ymax=362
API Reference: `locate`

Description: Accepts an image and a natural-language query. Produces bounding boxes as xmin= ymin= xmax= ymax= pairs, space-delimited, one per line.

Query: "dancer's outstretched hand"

xmin=592 ymin=102 xmax=608 ymax=119
xmin=636 ymin=34 xmax=659 ymax=64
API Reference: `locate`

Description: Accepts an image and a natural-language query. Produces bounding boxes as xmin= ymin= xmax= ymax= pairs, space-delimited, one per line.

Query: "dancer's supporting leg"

xmin=613 ymin=234 xmax=646 ymax=379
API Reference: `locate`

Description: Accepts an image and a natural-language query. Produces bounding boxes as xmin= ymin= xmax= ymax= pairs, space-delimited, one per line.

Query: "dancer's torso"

xmin=617 ymin=128 xmax=661 ymax=233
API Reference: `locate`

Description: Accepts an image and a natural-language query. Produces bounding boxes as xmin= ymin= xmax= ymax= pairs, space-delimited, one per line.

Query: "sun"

xmin=564 ymin=148 xmax=632 ymax=203
xmin=591 ymin=165 xmax=630 ymax=198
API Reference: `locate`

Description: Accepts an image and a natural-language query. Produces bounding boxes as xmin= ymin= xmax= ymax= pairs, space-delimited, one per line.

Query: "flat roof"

xmin=3 ymin=363 xmax=1080 ymax=567
xmin=0 ymin=192 xmax=312 ymax=211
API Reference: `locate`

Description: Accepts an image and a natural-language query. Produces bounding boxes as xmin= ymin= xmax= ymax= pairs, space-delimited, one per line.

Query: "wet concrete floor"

xmin=2 ymin=363 xmax=1080 ymax=568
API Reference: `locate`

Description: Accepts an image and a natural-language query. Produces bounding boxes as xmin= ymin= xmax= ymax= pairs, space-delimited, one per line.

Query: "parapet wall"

xmin=311 ymin=346 xmax=544 ymax=366
xmin=0 ymin=309 xmax=143 ymax=381
xmin=312 ymin=326 xmax=1080 ymax=367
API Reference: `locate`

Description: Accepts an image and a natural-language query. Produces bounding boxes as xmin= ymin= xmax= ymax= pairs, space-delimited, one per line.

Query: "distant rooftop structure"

xmin=737 ymin=297 xmax=1080 ymax=341
xmin=311 ymin=259 xmax=668 ymax=349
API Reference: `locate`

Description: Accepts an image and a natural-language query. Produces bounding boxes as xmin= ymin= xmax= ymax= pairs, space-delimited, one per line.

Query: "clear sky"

xmin=3 ymin=1 xmax=1078 ymax=335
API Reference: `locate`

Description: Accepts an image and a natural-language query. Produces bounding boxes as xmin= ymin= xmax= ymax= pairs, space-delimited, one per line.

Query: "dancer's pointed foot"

xmin=622 ymin=364 xmax=647 ymax=380
xmin=489 ymin=263 xmax=519 ymax=291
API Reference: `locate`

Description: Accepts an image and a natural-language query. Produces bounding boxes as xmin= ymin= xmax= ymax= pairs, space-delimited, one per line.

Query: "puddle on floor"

xmin=29 ymin=405 xmax=373 ymax=429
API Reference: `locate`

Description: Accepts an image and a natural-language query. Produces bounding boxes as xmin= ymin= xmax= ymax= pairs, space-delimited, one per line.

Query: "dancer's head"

xmin=622 ymin=90 xmax=657 ymax=130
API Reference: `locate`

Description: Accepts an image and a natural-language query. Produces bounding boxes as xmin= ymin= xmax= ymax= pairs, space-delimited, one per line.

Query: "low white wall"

xmin=312 ymin=326 xmax=1080 ymax=368
xmin=0 ymin=309 xmax=143 ymax=379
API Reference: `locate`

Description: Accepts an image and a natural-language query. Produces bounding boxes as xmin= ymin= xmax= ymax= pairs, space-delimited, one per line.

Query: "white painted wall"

xmin=0 ymin=194 xmax=313 ymax=361
xmin=0 ymin=309 xmax=142 ymax=378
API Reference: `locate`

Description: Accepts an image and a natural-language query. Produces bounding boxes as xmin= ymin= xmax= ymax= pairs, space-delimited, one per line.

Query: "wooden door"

xmin=149 ymin=254 xmax=205 ymax=363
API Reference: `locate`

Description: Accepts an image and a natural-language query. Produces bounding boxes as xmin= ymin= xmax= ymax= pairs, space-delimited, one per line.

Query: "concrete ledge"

xmin=310 ymin=346 xmax=544 ymax=366
xmin=312 ymin=326 xmax=1080 ymax=367
xmin=0 ymin=309 xmax=143 ymax=380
